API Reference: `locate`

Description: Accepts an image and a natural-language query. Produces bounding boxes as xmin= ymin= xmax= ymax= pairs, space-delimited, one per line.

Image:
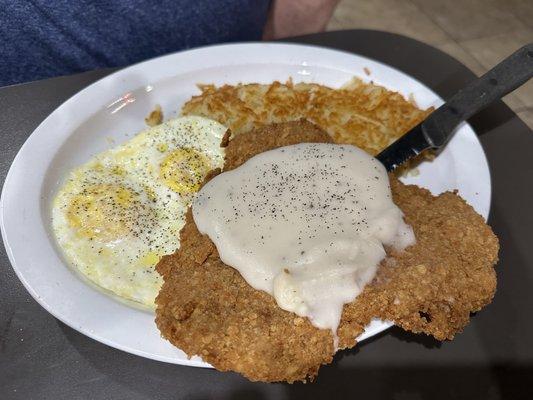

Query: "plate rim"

xmin=0 ymin=41 xmax=491 ymax=367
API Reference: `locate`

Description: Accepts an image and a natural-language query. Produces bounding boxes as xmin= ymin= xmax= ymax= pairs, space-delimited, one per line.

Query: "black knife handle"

xmin=422 ymin=43 xmax=533 ymax=148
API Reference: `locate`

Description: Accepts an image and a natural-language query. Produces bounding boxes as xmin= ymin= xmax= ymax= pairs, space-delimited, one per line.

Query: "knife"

xmin=376 ymin=43 xmax=533 ymax=171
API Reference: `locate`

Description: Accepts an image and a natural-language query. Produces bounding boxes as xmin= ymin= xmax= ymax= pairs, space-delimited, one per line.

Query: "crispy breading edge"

xmin=155 ymin=120 xmax=499 ymax=383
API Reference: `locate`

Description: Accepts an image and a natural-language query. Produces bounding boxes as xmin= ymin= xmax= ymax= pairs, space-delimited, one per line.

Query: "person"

xmin=0 ymin=0 xmax=339 ymax=87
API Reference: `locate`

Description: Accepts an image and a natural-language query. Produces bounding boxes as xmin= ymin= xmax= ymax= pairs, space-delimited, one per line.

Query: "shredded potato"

xmin=181 ymin=78 xmax=433 ymax=156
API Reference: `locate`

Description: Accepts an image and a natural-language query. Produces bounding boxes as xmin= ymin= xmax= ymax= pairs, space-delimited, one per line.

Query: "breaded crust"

xmin=155 ymin=120 xmax=499 ymax=383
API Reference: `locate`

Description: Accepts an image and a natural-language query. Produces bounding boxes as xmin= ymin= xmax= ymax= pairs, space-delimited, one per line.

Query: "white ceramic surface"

xmin=0 ymin=43 xmax=491 ymax=368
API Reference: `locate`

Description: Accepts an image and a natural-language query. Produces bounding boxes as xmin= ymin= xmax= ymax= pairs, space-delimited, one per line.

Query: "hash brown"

xmin=155 ymin=120 xmax=498 ymax=383
xmin=181 ymin=79 xmax=433 ymax=156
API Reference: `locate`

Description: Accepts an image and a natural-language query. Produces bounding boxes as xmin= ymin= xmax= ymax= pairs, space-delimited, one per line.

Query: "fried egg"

xmin=52 ymin=116 xmax=227 ymax=307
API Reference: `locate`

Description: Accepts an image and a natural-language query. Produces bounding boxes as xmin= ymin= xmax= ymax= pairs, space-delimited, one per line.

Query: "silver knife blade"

xmin=376 ymin=123 xmax=433 ymax=172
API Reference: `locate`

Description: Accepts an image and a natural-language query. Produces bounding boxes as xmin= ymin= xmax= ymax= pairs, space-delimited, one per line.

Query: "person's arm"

xmin=263 ymin=0 xmax=340 ymax=40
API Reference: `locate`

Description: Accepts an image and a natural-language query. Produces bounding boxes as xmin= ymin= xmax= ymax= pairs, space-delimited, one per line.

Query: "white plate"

xmin=0 ymin=43 xmax=491 ymax=367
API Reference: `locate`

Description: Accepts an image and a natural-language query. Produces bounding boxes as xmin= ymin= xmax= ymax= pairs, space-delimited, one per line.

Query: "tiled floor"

xmin=327 ymin=0 xmax=533 ymax=128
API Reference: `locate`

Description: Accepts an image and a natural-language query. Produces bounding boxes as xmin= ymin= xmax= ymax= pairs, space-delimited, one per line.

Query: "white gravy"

xmin=192 ymin=143 xmax=414 ymax=340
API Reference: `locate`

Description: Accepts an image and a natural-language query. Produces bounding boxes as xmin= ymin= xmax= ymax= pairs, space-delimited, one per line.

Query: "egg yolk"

xmin=140 ymin=251 xmax=161 ymax=267
xmin=67 ymin=184 xmax=139 ymax=242
xmin=159 ymin=148 xmax=211 ymax=194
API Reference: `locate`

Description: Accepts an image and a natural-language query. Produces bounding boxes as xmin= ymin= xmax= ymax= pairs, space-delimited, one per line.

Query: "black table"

xmin=1 ymin=30 xmax=532 ymax=400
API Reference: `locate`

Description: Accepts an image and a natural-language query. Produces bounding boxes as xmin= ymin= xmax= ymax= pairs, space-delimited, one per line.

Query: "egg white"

xmin=52 ymin=116 xmax=227 ymax=307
